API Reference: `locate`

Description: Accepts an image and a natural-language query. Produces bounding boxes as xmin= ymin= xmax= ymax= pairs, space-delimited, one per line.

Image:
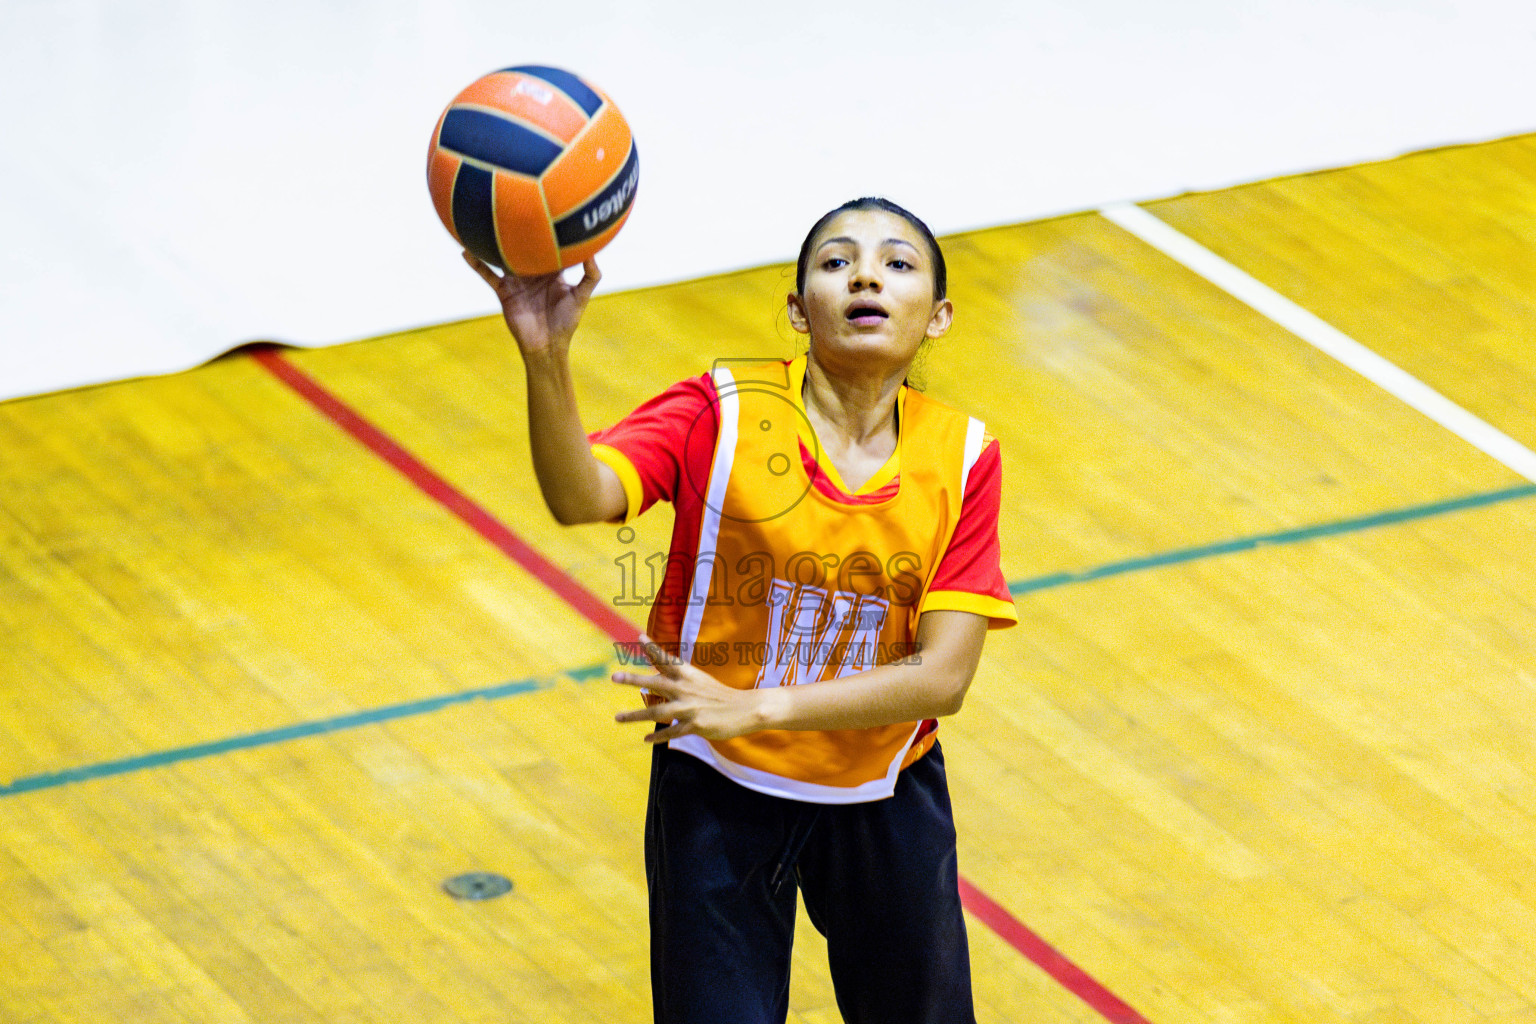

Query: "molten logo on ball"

xmin=567 ymin=152 xmax=641 ymax=243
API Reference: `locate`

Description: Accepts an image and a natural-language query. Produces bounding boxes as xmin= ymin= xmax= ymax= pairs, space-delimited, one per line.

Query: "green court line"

xmin=1009 ymin=482 xmax=1536 ymax=596
xmin=5 ymin=483 xmax=1533 ymax=799
xmin=0 ymin=670 xmax=598 ymax=798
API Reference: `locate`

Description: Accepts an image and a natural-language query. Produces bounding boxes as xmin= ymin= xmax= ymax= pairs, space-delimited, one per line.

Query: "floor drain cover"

xmin=443 ymin=872 xmax=513 ymax=900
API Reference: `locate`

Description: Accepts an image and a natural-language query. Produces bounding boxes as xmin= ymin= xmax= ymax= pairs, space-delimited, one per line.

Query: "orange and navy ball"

xmin=427 ymin=65 xmax=639 ymax=276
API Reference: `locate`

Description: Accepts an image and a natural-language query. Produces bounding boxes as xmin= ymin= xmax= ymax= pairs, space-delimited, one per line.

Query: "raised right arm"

xmin=464 ymin=253 xmax=628 ymax=525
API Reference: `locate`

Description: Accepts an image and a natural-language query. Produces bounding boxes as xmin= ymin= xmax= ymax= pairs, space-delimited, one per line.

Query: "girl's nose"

xmin=849 ymin=259 xmax=882 ymax=290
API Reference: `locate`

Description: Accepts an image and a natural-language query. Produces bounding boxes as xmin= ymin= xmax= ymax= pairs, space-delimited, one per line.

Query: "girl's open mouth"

xmin=846 ymin=304 xmax=888 ymax=326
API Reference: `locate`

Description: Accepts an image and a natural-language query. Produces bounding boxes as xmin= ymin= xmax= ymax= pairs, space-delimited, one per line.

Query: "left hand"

xmin=613 ymin=635 xmax=764 ymax=743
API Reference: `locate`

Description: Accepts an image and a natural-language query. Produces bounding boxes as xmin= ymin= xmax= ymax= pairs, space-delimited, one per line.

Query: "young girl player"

xmin=465 ymin=197 xmax=1017 ymax=1024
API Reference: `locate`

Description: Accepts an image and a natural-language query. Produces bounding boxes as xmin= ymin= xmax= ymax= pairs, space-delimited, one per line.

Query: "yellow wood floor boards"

xmin=3 ymin=135 xmax=1534 ymax=1022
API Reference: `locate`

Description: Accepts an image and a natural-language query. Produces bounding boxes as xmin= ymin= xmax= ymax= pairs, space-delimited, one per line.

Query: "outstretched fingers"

xmin=635 ymin=633 xmax=683 ymax=678
xmin=612 ymin=705 xmax=691 ymax=745
xmin=611 ymin=670 xmax=688 ymax=743
xmin=572 ymin=259 xmax=602 ymax=301
xmin=611 ymin=668 xmax=662 ymax=692
xmin=462 ymin=250 xmax=502 ymax=288
xmin=612 ymin=636 xmax=754 ymax=744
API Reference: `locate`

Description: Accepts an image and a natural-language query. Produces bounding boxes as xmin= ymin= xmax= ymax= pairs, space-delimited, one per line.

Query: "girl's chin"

xmin=813 ymin=331 xmax=922 ymax=365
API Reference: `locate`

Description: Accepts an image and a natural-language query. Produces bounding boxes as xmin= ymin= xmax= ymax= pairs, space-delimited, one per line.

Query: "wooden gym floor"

xmin=2 ymin=134 xmax=1534 ymax=1024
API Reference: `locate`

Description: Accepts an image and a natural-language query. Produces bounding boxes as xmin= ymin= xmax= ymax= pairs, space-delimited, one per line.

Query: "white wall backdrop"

xmin=2 ymin=0 xmax=1533 ymax=402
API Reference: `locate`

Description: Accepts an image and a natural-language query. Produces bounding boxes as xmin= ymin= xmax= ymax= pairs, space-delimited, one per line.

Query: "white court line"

xmin=1099 ymin=202 xmax=1536 ymax=483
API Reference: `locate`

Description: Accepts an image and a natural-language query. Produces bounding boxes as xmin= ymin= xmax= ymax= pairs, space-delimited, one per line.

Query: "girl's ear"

xmin=786 ymin=292 xmax=812 ymax=335
xmin=926 ymin=298 xmax=954 ymax=339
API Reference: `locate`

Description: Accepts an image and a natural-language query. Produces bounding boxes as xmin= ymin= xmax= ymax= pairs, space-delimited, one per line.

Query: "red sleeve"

xmin=588 ymin=373 xmax=719 ymax=519
xmin=923 ymin=438 xmax=1017 ymax=627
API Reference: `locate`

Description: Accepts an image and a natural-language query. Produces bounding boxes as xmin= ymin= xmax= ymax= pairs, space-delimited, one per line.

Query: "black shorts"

xmin=645 ymin=741 xmax=975 ymax=1024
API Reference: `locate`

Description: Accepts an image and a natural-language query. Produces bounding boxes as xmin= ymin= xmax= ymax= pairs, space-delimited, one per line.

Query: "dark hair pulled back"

xmin=794 ymin=197 xmax=947 ymax=301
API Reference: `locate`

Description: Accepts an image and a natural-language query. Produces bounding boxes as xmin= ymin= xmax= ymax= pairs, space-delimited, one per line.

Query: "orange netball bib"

xmin=662 ymin=358 xmax=989 ymax=803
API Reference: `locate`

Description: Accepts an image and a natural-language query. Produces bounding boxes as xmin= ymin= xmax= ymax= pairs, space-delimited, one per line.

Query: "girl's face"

xmin=787 ymin=209 xmax=952 ymax=373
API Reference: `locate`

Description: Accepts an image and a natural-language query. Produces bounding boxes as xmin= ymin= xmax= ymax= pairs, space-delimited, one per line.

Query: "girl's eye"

xmin=822 ymin=257 xmax=848 ymax=270
xmin=889 ymin=259 xmax=912 ymax=270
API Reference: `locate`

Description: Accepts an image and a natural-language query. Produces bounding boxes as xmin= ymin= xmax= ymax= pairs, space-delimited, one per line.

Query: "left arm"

xmin=612 ymin=610 xmax=988 ymax=744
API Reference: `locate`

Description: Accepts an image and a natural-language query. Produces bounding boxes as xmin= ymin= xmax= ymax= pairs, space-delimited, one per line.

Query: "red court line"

xmin=251 ymin=346 xmax=638 ymax=644
xmin=255 ymin=345 xmax=1153 ymax=1024
xmin=958 ymin=878 xmax=1152 ymax=1024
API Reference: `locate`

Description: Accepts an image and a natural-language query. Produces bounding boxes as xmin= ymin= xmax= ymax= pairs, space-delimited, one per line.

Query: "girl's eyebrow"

xmin=814 ymin=236 xmax=922 ymax=254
